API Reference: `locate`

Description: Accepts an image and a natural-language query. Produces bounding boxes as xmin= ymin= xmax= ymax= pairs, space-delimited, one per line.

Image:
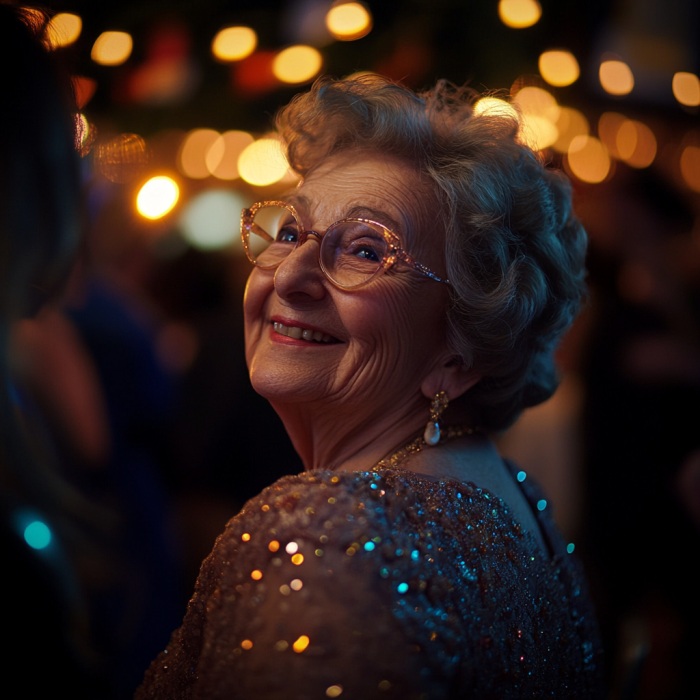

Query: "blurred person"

xmin=578 ymin=167 xmax=700 ymax=699
xmin=0 ymin=3 xmax=106 ymax=694
xmin=138 ymin=76 xmax=603 ymax=698
xmin=1 ymin=6 xmax=183 ymax=697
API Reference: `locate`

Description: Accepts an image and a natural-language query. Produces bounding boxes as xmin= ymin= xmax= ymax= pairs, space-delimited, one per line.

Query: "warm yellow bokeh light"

xmin=91 ymin=31 xmax=133 ymax=66
xmin=211 ymin=26 xmax=257 ymax=62
xmin=46 ymin=13 xmax=82 ymax=48
xmin=498 ymin=0 xmax=542 ymax=29
xmin=567 ymin=136 xmax=611 ymax=184
xmin=238 ymin=139 xmax=290 ymax=186
xmin=179 ymin=129 xmax=220 ymax=179
xmin=680 ymin=146 xmax=700 ymax=192
xmin=473 ymin=97 xmax=518 ymax=119
xmin=137 ymin=176 xmax=179 ymax=220
xmin=513 ymin=86 xmax=560 ymax=121
xmin=672 ymin=72 xmax=700 ymax=107
xmin=293 ymin=635 xmax=310 ymax=653
xmin=553 ymin=107 xmax=589 ymax=154
xmin=520 ymin=115 xmax=559 ymax=151
xmin=599 ymin=60 xmax=634 ymax=96
xmin=616 ymin=120 xmax=656 ymax=168
xmin=206 ymin=131 xmax=255 ymax=180
xmin=326 ymin=3 xmax=373 ymax=41
xmin=273 ymin=46 xmax=323 ymax=84
xmin=598 ymin=112 xmax=627 ymax=159
xmin=539 ymin=50 xmax=580 ymax=87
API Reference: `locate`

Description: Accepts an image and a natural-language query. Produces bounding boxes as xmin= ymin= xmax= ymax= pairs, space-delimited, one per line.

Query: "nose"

xmin=273 ymin=233 xmax=326 ymax=302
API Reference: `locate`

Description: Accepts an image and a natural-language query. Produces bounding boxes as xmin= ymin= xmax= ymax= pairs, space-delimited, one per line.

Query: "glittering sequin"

xmin=136 ymin=465 xmax=603 ymax=699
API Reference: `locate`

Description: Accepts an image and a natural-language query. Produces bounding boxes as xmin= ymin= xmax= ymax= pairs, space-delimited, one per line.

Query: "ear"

xmin=421 ymin=356 xmax=480 ymax=402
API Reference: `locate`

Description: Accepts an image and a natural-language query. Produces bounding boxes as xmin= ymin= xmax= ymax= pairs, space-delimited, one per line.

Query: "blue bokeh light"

xmin=536 ymin=499 xmax=547 ymax=511
xmin=567 ymin=543 xmax=575 ymax=554
xmin=24 ymin=520 xmax=51 ymax=550
xmin=517 ymin=471 xmax=526 ymax=482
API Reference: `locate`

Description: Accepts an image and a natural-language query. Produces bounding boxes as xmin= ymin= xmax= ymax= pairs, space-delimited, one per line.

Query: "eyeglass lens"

xmin=247 ymin=204 xmax=390 ymax=288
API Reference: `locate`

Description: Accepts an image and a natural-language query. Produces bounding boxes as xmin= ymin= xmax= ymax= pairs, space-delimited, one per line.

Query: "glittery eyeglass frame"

xmin=241 ymin=200 xmax=450 ymax=290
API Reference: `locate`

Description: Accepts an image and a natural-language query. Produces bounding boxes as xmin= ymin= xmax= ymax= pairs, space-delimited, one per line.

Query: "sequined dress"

xmin=136 ymin=464 xmax=604 ymax=699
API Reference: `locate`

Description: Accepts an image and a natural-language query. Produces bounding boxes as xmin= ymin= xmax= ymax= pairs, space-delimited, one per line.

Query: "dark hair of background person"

xmin=0 ymin=3 xmax=108 ymax=694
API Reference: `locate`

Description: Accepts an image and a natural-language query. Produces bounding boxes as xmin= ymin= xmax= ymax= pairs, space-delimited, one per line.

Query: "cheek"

xmin=243 ymin=269 xmax=272 ymax=363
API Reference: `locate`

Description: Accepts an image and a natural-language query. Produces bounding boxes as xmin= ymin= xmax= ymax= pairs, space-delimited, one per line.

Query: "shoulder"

xmin=138 ymin=469 xmax=603 ymax=699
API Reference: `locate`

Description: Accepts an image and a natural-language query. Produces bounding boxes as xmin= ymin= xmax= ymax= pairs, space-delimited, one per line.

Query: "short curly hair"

xmin=276 ymin=75 xmax=587 ymax=432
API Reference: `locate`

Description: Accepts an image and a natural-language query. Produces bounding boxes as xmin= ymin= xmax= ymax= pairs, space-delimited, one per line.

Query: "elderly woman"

xmin=137 ymin=76 xmax=603 ymax=698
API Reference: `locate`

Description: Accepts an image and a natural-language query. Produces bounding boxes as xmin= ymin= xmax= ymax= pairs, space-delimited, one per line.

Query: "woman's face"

xmin=243 ymin=151 xmax=451 ymax=417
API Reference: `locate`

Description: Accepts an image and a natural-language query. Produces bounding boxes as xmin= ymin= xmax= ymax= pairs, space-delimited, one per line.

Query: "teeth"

xmin=273 ymin=322 xmax=336 ymax=343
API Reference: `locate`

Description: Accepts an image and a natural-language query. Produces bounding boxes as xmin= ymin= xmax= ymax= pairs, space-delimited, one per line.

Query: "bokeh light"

xmin=672 ymin=72 xmax=700 ymax=107
xmin=293 ymin=635 xmax=310 ymax=653
xmin=91 ymin=31 xmax=133 ymax=66
xmin=211 ymin=26 xmax=257 ymax=62
xmin=553 ymin=107 xmax=589 ymax=154
xmin=567 ymin=135 xmax=611 ymax=184
xmin=46 ymin=12 xmax=82 ymax=48
xmin=513 ymin=86 xmax=559 ymax=150
xmin=272 ymin=45 xmax=323 ymax=84
xmin=598 ymin=112 xmax=627 ymax=159
xmin=205 ymin=130 xmax=254 ymax=180
xmin=520 ymin=116 xmax=558 ymax=151
xmin=615 ymin=120 xmax=657 ymax=168
xmin=473 ymin=97 xmax=518 ymax=119
xmin=179 ymin=129 xmax=220 ymax=179
xmin=179 ymin=190 xmax=248 ymax=251
xmin=599 ymin=60 xmax=634 ymax=96
xmin=498 ymin=0 xmax=542 ymax=29
xmin=513 ymin=86 xmax=560 ymax=121
xmin=74 ymin=113 xmax=97 ymax=156
xmin=326 ymin=3 xmax=373 ymax=41
xmin=95 ymin=133 xmax=149 ymax=183
xmin=24 ymin=521 xmax=51 ymax=550
xmin=538 ymin=50 xmax=580 ymax=87
xmin=680 ymin=146 xmax=700 ymax=192
xmin=238 ymin=138 xmax=290 ymax=186
xmin=137 ymin=176 xmax=179 ymax=219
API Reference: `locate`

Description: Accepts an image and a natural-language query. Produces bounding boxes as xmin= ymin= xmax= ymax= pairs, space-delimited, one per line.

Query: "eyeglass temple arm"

xmin=397 ymin=250 xmax=450 ymax=285
xmin=243 ymin=215 xmax=274 ymax=242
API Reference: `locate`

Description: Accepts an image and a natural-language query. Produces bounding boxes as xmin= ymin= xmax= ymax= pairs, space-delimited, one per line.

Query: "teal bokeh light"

xmin=24 ymin=520 xmax=51 ymax=550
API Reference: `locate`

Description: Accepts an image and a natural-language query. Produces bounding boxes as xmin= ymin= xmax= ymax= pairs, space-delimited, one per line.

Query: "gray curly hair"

xmin=276 ymin=75 xmax=587 ymax=432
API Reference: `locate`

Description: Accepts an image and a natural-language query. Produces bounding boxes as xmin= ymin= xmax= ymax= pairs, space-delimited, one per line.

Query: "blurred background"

xmin=12 ymin=1 xmax=700 ymax=698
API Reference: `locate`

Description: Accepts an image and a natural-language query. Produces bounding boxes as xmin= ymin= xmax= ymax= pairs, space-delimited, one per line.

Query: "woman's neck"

xmin=269 ymin=395 xmax=427 ymax=473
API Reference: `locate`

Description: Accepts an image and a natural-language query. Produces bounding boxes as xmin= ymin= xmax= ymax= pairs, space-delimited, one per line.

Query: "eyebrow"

xmin=283 ymin=195 xmax=404 ymax=236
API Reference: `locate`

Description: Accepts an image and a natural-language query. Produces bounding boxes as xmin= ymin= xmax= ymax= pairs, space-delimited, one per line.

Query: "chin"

xmin=248 ymin=361 xmax=323 ymax=405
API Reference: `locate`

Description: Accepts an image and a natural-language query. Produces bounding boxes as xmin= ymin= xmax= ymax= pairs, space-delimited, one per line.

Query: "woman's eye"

xmin=353 ymin=246 xmax=381 ymax=262
xmin=276 ymin=225 xmax=298 ymax=243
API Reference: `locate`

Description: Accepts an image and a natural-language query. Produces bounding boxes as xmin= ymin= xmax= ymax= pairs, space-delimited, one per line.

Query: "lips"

xmin=271 ymin=319 xmax=341 ymax=344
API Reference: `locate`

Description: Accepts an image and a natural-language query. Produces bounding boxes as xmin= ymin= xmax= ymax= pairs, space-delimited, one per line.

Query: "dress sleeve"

xmin=136 ymin=471 xmax=442 ymax=700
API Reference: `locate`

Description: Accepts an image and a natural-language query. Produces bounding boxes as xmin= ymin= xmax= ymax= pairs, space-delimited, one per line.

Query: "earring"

xmin=424 ymin=391 xmax=449 ymax=446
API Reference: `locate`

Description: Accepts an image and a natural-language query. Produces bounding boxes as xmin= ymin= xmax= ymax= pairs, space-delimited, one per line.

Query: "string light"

xmin=91 ymin=31 xmax=133 ymax=66
xmin=326 ymin=3 xmax=373 ymax=41
xmin=599 ymin=60 xmax=634 ymax=96
xmin=238 ymin=138 xmax=290 ymax=186
xmin=136 ymin=176 xmax=179 ymax=219
xmin=538 ymin=50 xmax=580 ymax=87
xmin=46 ymin=13 xmax=82 ymax=48
xmin=272 ymin=46 xmax=322 ymax=84
xmin=498 ymin=0 xmax=541 ymax=29
xmin=567 ymin=136 xmax=611 ymax=184
xmin=212 ymin=27 xmax=257 ymax=62
xmin=672 ymin=72 xmax=700 ymax=107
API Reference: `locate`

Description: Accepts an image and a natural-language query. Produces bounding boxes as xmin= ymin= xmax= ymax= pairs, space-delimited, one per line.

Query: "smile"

xmin=272 ymin=321 xmax=339 ymax=343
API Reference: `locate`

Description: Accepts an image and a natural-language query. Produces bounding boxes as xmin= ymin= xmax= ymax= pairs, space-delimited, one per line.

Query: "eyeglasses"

xmin=241 ymin=200 xmax=449 ymax=290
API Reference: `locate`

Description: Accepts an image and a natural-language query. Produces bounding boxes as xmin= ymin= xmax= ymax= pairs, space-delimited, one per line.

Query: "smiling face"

xmin=243 ymin=151 xmax=451 ymax=422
